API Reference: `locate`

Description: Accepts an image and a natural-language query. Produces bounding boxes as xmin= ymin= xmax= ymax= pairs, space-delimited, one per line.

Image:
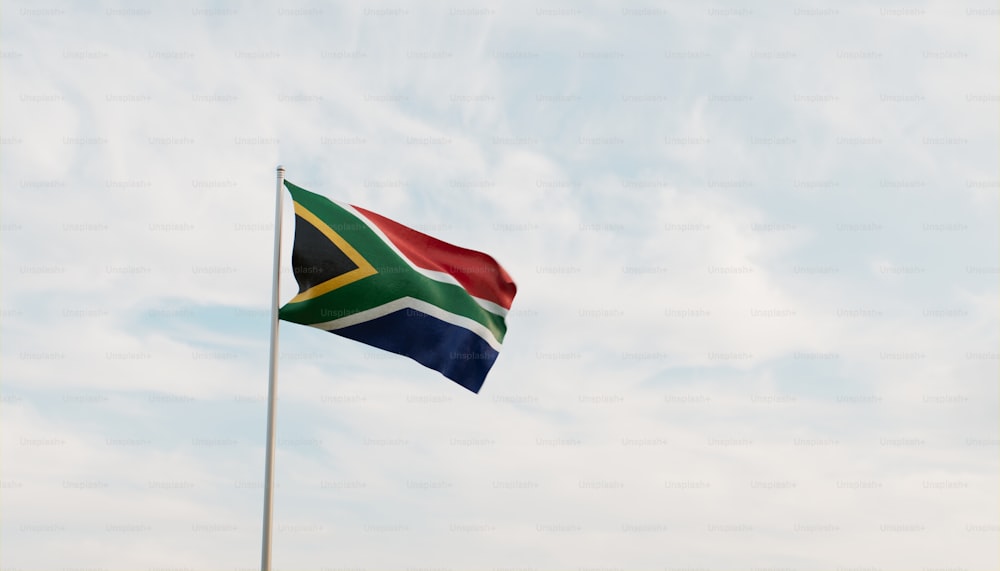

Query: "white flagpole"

xmin=261 ymin=164 xmax=285 ymax=571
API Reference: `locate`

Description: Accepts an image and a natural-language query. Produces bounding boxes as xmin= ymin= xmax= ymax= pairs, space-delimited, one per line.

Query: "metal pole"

xmin=261 ymin=165 xmax=285 ymax=571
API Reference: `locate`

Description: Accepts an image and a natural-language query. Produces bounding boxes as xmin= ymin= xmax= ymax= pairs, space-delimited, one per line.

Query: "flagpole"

xmin=261 ymin=165 xmax=285 ymax=571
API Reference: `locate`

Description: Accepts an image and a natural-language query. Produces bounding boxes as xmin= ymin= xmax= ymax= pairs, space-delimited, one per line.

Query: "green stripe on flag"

xmin=280 ymin=270 xmax=508 ymax=343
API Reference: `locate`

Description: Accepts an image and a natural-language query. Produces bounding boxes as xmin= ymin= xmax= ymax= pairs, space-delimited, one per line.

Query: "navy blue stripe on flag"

xmin=331 ymin=308 xmax=500 ymax=393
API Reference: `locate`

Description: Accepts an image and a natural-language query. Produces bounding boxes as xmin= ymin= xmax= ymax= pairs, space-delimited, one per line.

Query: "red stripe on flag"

xmin=352 ymin=205 xmax=517 ymax=310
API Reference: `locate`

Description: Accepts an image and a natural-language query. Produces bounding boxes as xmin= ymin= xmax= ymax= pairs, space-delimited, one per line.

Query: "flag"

xmin=278 ymin=180 xmax=517 ymax=393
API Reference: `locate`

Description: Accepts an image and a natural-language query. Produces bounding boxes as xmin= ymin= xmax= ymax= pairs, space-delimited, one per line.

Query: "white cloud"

xmin=1 ymin=0 xmax=997 ymax=569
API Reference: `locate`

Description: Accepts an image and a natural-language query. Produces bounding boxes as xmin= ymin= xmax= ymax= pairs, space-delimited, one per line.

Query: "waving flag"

xmin=278 ymin=180 xmax=517 ymax=393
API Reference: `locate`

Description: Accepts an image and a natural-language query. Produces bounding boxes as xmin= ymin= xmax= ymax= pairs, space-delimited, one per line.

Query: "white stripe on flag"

xmin=308 ymin=296 xmax=504 ymax=351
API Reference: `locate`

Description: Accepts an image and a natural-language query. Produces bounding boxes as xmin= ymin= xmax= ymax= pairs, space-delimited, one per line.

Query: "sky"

xmin=1 ymin=1 xmax=998 ymax=569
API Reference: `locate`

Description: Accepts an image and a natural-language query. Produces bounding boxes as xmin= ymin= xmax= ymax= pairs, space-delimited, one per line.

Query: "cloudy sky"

xmin=1 ymin=1 xmax=997 ymax=569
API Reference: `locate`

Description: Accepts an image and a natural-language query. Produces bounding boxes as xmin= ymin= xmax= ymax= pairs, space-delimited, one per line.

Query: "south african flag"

xmin=278 ymin=180 xmax=517 ymax=393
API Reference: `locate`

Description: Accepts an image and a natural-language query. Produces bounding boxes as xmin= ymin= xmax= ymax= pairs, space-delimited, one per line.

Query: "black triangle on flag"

xmin=284 ymin=201 xmax=378 ymax=304
xmin=291 ymin=213 xmax=360 ymax=294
